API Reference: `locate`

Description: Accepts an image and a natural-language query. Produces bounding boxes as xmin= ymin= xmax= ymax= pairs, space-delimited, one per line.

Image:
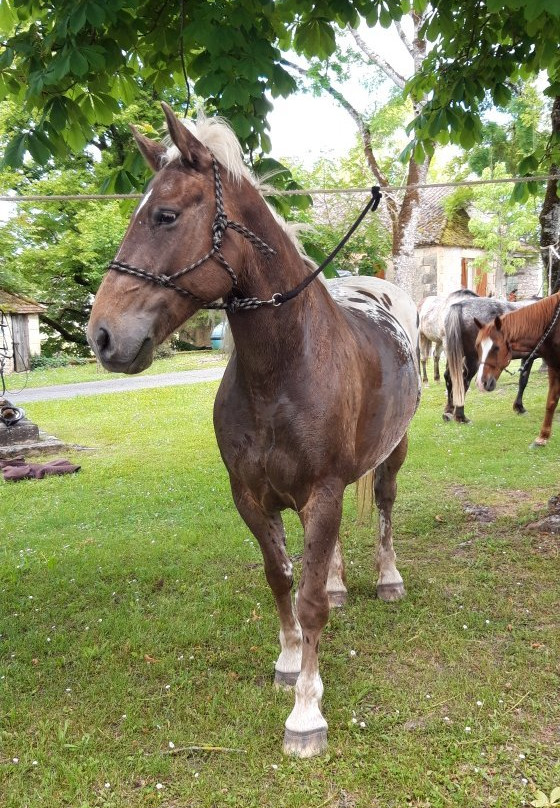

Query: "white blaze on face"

xmin=134 ymin=188 xmax=153 ymax=220
xmin=476 ymin=337 xmax=494 ymax=390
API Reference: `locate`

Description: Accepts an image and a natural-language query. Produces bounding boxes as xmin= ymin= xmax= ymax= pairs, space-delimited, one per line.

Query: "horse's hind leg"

xmin=374 ymin=434 xmax=408 ymax=602
xmin=443 ymin=364 xmax=454 ymax=420
xmin=433 ymin=340 xmax=442 ymax=382
xmin=230 ymin=481 xmax=302 ymax=688
xmin=419 ymin=334 xmax=430 ymax=384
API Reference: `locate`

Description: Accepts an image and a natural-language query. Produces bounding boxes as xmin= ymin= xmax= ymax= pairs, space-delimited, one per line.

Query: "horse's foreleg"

xmin=514 ymin=357 xmax=534 ymax=414
xmin=230 ymin=482 xmax=302 ymax=688
xmin=374 ymin=434 xmax=408 ymax=602
xmin=283 ymin=485 xmax=345 ymax=758
xmin=533 ymin=368 xmax=560 ymax=447
xmin=326 ymin=536 xmax=347 ymax=607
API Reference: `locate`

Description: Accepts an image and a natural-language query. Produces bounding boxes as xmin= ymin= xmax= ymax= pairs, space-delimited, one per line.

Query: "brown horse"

xmin=87 ymin=104 xmax=420 ymax=757
xmin=475 ymin=292 xmax=560 ymax=447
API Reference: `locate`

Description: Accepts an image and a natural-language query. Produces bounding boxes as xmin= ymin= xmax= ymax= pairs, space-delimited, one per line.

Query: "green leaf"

xmin=85 ymin=0 xmax=105 ymax=26
xmin=114 ymin=169 xmax=135 ymax=194
xmin=550 ymin=787 xmax=560 ymax=804
xmin=530 ymin=792 xmax=550 ymax=808
xmin=69 ymin=3 xmax=87 ymax=34
xmin=70 ymin=49 xmax=89 ymax=77
xmin=26 ymin=131 xmax=52 ymax=164
xmin=511 ymin=182 xmax=529 ymax=204
xmin=1 ymin=132 xmax=26 ymax=167
xmin=493 ymin=83 xmax=512 ymax=107
xmin=379 ymin=7 xmax=393 ymax=27
xmin=47 ymin=48 xmax=72 ymax=82
xmin=293 ymin=18 xmax=336 ymax=59
xmin=0 ymin=0 xmax=17 ymax=31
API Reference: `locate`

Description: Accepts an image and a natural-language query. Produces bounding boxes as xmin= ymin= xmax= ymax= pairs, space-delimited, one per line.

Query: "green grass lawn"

xmin=6 ymin=350 xmax=227 ymax=389
xmin=1 ymin=364 xmax=559 ymax=807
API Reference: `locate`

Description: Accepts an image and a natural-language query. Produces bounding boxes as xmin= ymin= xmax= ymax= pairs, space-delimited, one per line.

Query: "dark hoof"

xmin=328 ymin=590 xmax=347 ymax=608
xmin=442 ymin=411 xmax=453 ymax=422
xmin=274 ymin=669 xmax=299 ymax=688
xmin=514 ymin=408 xmax=528 ymax=415
xmin=454 ymin=417 xmax=471 ymax=424
xmin=283 ymin=726 xmax=328 ymax=758
xmin=377 ymin=582 xmax=406 ymax=602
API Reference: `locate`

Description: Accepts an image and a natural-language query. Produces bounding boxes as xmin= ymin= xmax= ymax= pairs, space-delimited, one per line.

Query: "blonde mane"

xmin=164 ymin=112 xmax=254 ymax=186
xmin=163 ymin=112 xmax=313 ymax=263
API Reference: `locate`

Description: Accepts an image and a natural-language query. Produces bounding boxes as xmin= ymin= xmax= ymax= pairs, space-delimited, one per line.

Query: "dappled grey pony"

xmin=418 ymin=289 xmax=477 ymax=384
xmin=87 ymin=104 xmax=421 ymax=757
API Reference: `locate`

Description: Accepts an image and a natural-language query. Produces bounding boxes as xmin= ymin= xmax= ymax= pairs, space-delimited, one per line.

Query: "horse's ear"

xmin=161 ymin=101 xmax=210 ymax=168
xmin=494 ymin=316 xmax=503 ymax=330
xmin=130 ymin=126 xmax=166 ymax=173
xmin=473 ymin=317 xmax=484 ymax=330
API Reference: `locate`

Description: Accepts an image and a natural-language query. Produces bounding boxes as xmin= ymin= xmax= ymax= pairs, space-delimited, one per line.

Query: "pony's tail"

xmin=445 ymin=304 xmax=466 ymax=407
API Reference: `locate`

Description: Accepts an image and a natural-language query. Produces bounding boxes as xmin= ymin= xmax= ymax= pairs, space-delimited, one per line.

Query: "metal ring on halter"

xmin=271 ymin=293 xmax=283 ymax=307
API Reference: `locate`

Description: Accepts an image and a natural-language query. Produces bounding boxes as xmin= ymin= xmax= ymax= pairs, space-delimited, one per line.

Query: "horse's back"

xmin=326 ymin=276 xmax=418 ymax=353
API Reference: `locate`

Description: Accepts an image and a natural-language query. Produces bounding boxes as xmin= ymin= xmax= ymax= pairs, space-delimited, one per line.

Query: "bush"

xmin=29 ymin=353 xmax=88 ymax=370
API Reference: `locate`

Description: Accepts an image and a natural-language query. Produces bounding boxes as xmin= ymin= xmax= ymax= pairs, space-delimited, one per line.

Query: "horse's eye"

xmin=155 ymin=210 xmax=178 ymax=225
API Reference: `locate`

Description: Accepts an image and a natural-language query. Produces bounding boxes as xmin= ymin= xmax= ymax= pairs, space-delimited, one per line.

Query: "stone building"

xmin=383 ymin=187 xmax=542 ymax=302
xmin=0 ymin=290 xmax=44 ymax=373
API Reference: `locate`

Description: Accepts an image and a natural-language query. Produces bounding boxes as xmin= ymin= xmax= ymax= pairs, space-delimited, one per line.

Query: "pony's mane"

xmin=164 ymin=112 xmax=253 ymax=186
xmin=163 ymin=112 xmax=313 ymax=264
xmin=500 ymin=292 xmax=560 ymax=341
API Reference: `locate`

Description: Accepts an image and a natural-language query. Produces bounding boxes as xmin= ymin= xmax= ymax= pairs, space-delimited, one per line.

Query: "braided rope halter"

xmin=108 ymin=156 xmax=279 ymax=314
xmin=108 ymin=154 xmax=381 ymax=313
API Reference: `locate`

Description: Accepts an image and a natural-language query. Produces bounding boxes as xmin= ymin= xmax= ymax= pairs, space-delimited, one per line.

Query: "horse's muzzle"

xmin=477 ymin=375 xmax=496 ymax=393
xmin=87 ymin=320 xmax=155 ymax=374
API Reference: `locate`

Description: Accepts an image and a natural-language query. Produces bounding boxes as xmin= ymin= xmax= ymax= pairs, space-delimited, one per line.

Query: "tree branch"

xmin=346 ymin=26 xmax=406 ymax=89
xmin=281 ymin=58 xmax=389 ymax=187
xmin=394 ymin=21 xmax=413 ymax=57
xmin=40 ymin=314 xmax=88 ymax=346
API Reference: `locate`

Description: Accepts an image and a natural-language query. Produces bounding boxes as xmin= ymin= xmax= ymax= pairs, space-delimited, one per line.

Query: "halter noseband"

xmin=108 ymin=154 xmax=382 ymax=314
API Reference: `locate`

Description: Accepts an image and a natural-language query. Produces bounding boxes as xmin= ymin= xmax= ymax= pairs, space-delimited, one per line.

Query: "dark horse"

xmin=476 ymin=293 xmax=560 ymax=447
xmin=87 ymin=104 xmax=420 ymax=757
xmin=444 ymin=295 xmax=538 ymax=423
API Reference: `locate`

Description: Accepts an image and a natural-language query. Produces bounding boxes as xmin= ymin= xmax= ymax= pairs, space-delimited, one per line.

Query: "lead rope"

xmin=108 ymin=155 xmax=382 ymax=313
xmin=519 ymin=299 xmax=560 ymax=374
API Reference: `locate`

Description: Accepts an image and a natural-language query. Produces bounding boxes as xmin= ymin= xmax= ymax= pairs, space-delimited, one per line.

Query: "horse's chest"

xmin=214 ymin=387 xmax=311 ymax=504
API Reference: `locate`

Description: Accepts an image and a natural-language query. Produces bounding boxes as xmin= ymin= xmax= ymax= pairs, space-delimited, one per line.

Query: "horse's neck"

xmin=229 ymin=272 xmax=336 ymax=382
xmin=224 ymin=183 xmax=339 ymax=379
xmin=504 ymin=294 xmax=560 ymax=349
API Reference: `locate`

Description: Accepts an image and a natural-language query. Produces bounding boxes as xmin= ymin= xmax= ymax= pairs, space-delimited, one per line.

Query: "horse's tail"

xmin=445 ymin=303 xmax=467 ymax=407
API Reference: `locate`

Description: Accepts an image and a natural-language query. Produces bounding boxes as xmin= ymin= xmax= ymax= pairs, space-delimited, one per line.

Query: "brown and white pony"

xmin=475 ymin=292 xmax=560 ymax=446
xmin=87 ymin=104 xmax=421 ymax=757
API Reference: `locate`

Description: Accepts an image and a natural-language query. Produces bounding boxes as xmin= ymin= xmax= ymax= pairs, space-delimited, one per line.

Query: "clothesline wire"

xmin=0 ymin=173 xmax=558 ymax=204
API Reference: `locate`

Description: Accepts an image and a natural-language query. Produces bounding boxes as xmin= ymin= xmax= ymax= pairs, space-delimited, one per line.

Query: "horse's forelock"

xmin=162 ymin=113 xmax=252 ymax=186
xmin=161 ymin=112 xmax=310 ymax=260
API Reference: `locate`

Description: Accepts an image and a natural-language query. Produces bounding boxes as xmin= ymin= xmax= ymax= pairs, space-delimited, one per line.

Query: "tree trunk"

xmin=539 ymin=96 xmax=560 ymax=294
xmin=392 ymin=156 xmax=430 ymax=298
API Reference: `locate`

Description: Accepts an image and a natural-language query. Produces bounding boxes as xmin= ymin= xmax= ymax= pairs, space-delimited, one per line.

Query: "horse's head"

xmin=87 ymin=103 xmax=249 ymax=373
xmin=474 ymin=315 xmax=512 ymax=392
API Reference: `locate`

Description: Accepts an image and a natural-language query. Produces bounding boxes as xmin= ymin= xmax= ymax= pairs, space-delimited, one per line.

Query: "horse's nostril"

xmin=96 ymin=326 xmax=110 ymax=354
